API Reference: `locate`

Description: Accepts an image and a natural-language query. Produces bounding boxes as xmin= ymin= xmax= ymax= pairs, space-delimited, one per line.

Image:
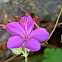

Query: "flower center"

xmin=24 ymin=35 xmax=29 ymax=40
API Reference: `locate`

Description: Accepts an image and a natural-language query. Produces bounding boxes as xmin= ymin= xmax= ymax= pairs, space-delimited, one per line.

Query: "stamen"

xmin=35 ymin=16 xmax=38 ymax=19
xmin=25 ymin=11 xmax=32 ymax=16
xmin=24 ymin=16 xmax=29 ymax=37
xmin=17 ymin=19 xmax=19 ymax=22
xmin=2 ymin=26 xmax=6 ymax=29
xmin=19 ymin=20 xmax=22 ymax=23
xmin=28 ymin=16 xmax=38 ymax=35
xmin=15 ymin=15 xmax=19 ymax=22
xmin=31 ymin=20 xmax=34 ymax=22
xmin=23 ymin=20 xmax=26 ymax=25
xmin=31 ymin=16 xmax=38 ymax=22
xmin=6 ymin=23 xmax=9 ymax=25
xmin=15 ymin=15 xmax=19 ymax=18
xmin=25 ymin=14 xmax=29 ymax=16
xmin=29 ymin=11 xmax=32 ymax=14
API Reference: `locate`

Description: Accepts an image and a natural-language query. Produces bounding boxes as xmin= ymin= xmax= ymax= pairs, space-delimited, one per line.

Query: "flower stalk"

xmin=21 ymin=48 xmax=28 ymax=62
xmin=25 ymin=48 xmax=28 ymax=62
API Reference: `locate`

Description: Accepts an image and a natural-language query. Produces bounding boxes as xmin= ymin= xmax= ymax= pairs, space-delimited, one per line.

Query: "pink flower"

xmin=6 ymin=15 xmax=49 ymax=51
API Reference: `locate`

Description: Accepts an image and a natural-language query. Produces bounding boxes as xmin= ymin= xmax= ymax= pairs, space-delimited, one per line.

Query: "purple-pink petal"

xmin=6 ymin=22 xmax=24 ymax=37
xmin=24 ymin=38 xmax=41 ymax=51
xmin=30 ymin=28 xmax=49 ymax=42
xmin=20 ymin=16 xmax=34 ymax=30
xmin=7 ymin=36 xmax=24 ymax=49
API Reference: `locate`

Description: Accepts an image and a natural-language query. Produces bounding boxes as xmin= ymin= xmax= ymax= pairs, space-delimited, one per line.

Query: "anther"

xmin=25 ymin=14 xmax=29 ymax=16
xmin=23 ymin=20 xmax=26 ymax=25
xmin=15 ymin=15 xmax=19 ymax=18
xmin=35 ymin=16 xmax=38 ymax=19
xmin=19 ymin=20 xmax=22 ymax=23
xmin=29 ymin=11 xmax=32 ymax=14
xmin=31 ymin=20 xmax=34 ymax=22
xmin=25 ymin=11 xmax=32 ymax=16
xmin=2 ymin=26 xmax=6 ymax=29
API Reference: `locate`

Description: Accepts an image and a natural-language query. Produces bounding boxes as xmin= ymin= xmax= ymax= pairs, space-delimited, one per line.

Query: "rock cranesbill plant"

xmin=0 ymin=12 xmax=49 ymax=62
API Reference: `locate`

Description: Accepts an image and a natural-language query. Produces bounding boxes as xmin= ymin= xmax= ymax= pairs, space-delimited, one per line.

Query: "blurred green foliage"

xmin=43 ymin=48 xmax=62 ymax=62
xmin=4 ymin=0 xmax=9 ymax=2
xmin=12 ymin=0 xmax=37 ymax=13
xmin=55 ymin=5 xmax=62 ymax=17
xmin=13 ymin=0 xmax=18 ymax=5
xmin=57 ymin=5 xmax=62 ymax=10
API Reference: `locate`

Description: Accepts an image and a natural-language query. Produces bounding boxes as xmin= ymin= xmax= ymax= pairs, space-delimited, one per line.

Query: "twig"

xmin=40 ymin=43 xmax=57 ymax=48
xmin=46 ymin=9 xmax=62 ymax=41
xmin=19 ymin=6 xmax=28 ymax=14
xmin=5 ymin=55 xmax=18 ymax=62
xmin=34 ymin=22 xmax=39 ymax=28
xmin=0 ymin=24 xmax=6 ymax=26
xmin=58 ymin=22 xmax=62 ymax=26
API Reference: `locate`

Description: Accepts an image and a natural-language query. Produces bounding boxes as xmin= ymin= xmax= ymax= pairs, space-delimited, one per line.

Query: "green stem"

xmin=25 ymin=48 xmax=28 ymax=62
xmin=21 ymin=48 xmax=28 ymax=62
xmin=25 ymin=55 xmax=28 ymax=62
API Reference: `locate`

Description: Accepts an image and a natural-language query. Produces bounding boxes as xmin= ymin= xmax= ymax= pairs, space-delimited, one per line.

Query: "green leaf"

xmin=43 ymin=48 xmax=62 ymax=62
xmin=11 ymin=48 xmax=22 ymax=55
